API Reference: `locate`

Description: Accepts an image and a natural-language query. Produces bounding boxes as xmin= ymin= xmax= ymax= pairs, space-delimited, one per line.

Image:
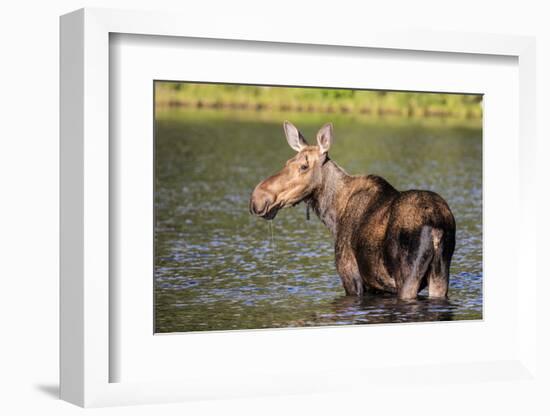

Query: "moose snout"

xmin=249 ymin=186 xmax=275 ymax=216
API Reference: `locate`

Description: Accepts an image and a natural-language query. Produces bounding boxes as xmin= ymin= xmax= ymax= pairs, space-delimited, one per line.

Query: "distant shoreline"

xmin=156 ymin=99 xmax=481 ymax=119
xmin=155 ymin=82 xmax=483 ymax=120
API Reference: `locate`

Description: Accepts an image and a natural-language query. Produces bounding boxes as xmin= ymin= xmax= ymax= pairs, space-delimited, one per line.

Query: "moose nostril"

xmin=256 ymin=199 xmax=268 ymax=214
xmin=250 ymin=186 xmax=275 ymax=216
xmin=249 ymin=198 xmax=263 ymax=215
xmin=251 ymin=201 xmax=259 ymax=215
xmin=250 ymin=194 xmax=272 ymax=216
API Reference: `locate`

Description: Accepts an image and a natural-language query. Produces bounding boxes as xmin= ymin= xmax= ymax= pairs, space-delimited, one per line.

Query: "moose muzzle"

xmin=249 ymin=183 xmax=277 ymax=219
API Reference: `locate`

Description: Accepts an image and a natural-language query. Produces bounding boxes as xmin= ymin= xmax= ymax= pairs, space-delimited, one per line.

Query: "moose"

xmin=249 ymin=121 xmax=456 ymax=300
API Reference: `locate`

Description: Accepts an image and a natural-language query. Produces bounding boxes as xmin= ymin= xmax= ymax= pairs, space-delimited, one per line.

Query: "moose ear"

xmin=283 ymin=121 xmax=308 ymax=152
xmin=316 ymin=123 xmax=333 ymax=154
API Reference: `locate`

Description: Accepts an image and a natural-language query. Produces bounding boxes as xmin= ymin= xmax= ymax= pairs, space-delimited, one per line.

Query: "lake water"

xmin=154 ymin=109 xmax=482 ymax=333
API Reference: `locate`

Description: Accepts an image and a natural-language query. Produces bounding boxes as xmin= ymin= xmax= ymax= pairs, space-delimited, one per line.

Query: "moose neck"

xmin=308 ymin=159 xmax=349 ymax=236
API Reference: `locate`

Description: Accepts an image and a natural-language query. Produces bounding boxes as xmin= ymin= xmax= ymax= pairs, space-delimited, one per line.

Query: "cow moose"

xmin=249 ymin=121 xmax=456 ymax=300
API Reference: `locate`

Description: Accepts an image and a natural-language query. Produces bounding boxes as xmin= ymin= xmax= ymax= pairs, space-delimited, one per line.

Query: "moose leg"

xmin=427 ymin=263 xmax=449 ymax=298
xmin=397 ymin=226 xmax=435 ymax=300
xmin=427 ymin=229 xmax=449 ymax=298
xmin=335 ymin=247 xmax=364 ymax=296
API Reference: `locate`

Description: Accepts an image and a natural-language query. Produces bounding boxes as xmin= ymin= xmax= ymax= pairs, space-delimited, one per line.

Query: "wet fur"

xmin=308 ymin=159 xmax=455 ymax=298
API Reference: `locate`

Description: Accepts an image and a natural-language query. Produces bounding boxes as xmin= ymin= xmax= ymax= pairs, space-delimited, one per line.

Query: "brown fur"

xmin=250 ymin=122 xmax=456 ymax=299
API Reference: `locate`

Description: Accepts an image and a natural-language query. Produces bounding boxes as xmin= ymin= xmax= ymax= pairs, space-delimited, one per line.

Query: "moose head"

xmin=249 ymin=121 xmax=334 ymax=220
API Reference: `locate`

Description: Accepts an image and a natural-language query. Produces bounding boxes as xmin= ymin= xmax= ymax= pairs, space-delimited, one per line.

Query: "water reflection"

xmin=329 ymin=295 xmax=455 ymax=325
xmin=154 ymin=110 xmax=482 ymax=333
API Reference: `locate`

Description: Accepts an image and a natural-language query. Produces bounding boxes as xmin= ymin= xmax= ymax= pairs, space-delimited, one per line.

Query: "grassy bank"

xmin=155 ymin=82 xmax=483 ymax=120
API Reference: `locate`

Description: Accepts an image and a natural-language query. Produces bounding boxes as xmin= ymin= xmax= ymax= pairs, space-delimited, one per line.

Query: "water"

xmin=154 ymin=109 xmax=482 ymax=333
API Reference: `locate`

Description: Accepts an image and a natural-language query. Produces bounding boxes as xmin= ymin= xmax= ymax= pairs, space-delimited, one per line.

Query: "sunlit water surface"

xmin=155 ymin=110 xmax=482 ymax=333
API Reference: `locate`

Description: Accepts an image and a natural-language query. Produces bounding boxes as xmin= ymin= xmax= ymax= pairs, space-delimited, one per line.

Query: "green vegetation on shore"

xmin=155 ymin=82 xmax=482 ymax=120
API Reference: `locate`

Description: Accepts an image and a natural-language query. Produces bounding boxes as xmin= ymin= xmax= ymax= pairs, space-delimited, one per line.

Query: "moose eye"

xmin=300 ymin=164 xmax=309 ymax=172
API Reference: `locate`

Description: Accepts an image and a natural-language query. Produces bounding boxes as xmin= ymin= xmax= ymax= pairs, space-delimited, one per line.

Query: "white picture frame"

xmin=60 ymin=7 xmax=538 ymax=408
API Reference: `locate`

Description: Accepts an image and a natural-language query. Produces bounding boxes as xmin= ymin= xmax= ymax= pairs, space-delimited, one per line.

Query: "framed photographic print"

xmin=60 ymin=7 xmax=539 ymax=408
xmin=153 ymin=81 xmax=483 ymax=333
